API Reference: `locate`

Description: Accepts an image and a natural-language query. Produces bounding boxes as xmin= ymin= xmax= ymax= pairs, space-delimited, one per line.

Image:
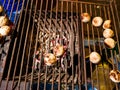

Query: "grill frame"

xmin=0 ymin=0 xmax=120 ymax=90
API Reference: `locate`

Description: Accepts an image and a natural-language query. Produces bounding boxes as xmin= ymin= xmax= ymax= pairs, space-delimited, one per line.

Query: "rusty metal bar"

xmin=4 ymin=0 xmax=28 ymax=90
xmin=80 ymin=3 xmax=87 ymax=90
xmin=70 ymin=2 xmax=75 ymax=90
xmin=49 ymin=1 xmax=54 ymax=89
xmin=109 ymin=1 xmax=120 ymax=90
xmin=113 ymin=0 xmax=120 ymax=58
xmin=60 ymin=0 xmax=110 ymax=6
xmin=100 ymin=5 xmax=112 ymax=90
xmin=17 ymin=0 xmax=33 ymax=88
xmin=22 ymin=0 xmax=39 ymax=90
xmin=51 ymin=1 xmax=59 ymax=90
xmin=102 ymin=7 xmax=113 ymax=87
xmin=64 ymin=1 xmax=69 ymax=90
xmin=84 ymin=4 xmax=94 ymax=90
xmin=7 ymin=0 xmax=28 ymax=89
xmin=43 ymin=0 xmax=49 ymax=90
xmin=36 ymin=0 xmax=44 ymax=90
xmin=107 ymin=6 xmax=115 ymax=70
xmin=95 ymin=4 xmax=108 ymax=90
xmin=76 ymin=2 xmax=81 ymax=90
xmin=89 ymin=4 xmax=98 ymax=90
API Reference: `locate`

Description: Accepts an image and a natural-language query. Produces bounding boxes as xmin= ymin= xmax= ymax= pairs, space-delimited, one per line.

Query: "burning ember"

xmin=34 ymin=28 xmax=70 ymax=71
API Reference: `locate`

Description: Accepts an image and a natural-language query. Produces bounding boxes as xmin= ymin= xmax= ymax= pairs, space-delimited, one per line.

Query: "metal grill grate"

xmin=0 ymin=0 xmax=120 ymax=90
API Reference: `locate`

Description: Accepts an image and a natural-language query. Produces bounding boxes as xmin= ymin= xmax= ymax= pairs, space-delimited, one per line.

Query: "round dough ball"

xmin=44 ymin=53 xmax=57 ymax=66
xmin=53 ymin=44 xmax=64 ymax=57
xmin=89 ymin=52 xmax=101 ymax=64
xmin=81 ymin=13 xmax=91 ymax=23
xmin=109 ymin=70 xmax=120 ymax=83
xmin=92 ymin=16 xmax=103 ymax=27
xmin=103 ymin=29 xmax=114 ymax=38
xmin=104 ymin=38 xmax=116 ymax=49
xmin=103 ymin=20 xmax=111 ymax=29
xmin=0 ymin=16 xmax=9 ymax=26
xmin=0 ymin=5 xmax=3 ymax=13
xmin=0 ymin=25 xmax=11 ymax=36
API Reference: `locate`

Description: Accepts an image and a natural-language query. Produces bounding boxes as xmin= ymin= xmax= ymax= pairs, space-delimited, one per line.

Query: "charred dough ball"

xmin=53 ymin=44 xmax=64 ymax=57
xmin=103 ymin=20 xmax=111 ymax=29
xmin=103 ymin=29 xmax=114 ymax=38
xmin=0 ymin=16 xmax=9 ymax=26
xmin=109 ymin=70 xmax=120 ymax=83
xmin=81 ymin=13 xmax=91 ymax=23
xmin=92 ymin=17 xmax=103 ymax=27
xmin=89 ymin=52 xmax=101 ymax=64
xmin=0 ymin=5 xmax=3 ymax=13
xmin=104 ymin=38 xmax=116 ymax=49
xmin=44 ymin=53 xmax=57 ymax=66
xmin=0 ymin=25 xmax=11 ymax=36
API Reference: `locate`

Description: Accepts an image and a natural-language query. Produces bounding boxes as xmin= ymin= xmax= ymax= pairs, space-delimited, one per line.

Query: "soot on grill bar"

xmin=0 ymin=0 xmax=120 ymax=90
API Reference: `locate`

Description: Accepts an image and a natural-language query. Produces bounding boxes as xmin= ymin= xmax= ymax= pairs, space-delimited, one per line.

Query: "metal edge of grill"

xmin=0 ymin=0 xmax=120 ymax=90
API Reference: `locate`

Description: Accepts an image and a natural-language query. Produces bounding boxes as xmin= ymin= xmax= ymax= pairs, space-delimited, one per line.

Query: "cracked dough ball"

xmin=103 ymin=29 xmax=114 ymax=38
xmin=104 ymin=38 xmax=116 ymax=49
xmin=81 ymin=13 xmax=91 ymax=23
xmin=44 ymin=53 xmax=57 ymax=66
xmin=109 ymin=70 xmax=120 ymax=83
xmin=103 ymin=20 xmax=111 ymax=29
xmin=92 ymin=16 xmax=103 ymax=27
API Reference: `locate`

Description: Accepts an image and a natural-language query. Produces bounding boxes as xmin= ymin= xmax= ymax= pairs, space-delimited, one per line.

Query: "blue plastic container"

xmin=0 ymin=0 xmax=26 ymax=23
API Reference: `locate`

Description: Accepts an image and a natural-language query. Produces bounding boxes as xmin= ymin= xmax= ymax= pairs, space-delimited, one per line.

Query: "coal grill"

xmin=0 ymin=0 xmax=120 ymax=90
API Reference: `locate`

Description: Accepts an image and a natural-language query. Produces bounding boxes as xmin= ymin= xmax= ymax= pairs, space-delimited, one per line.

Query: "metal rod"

xmin=59 ymin=0 xmax=109 ymax=6
xmin=65 ymin=1 xmax=69 ymax=90
xmin=70 ymin=2 xmax=75 ymax=90
xmin=76 ymin=2 xmax=82 ymax=90
xmin=17 ymin=0 xmax=34 ymax=89
xmin=84 ymin=4 xmax=94 ymax=90
xmin=5 ymin=0 xmax=28 ymax=90
xmin=36 ymin=0 xmax=44 ymax=90
xmin=23 ymin=0 xmax=38 ymax=90
xmin=81 ymin=3 xmax=88 ymax=90
xmin=113 ymin=0 xmax=120 ymax=58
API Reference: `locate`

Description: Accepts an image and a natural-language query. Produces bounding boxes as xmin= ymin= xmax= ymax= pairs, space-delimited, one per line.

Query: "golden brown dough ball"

xmin=0 ymin=16 xmax=9 ymax=26
xmin=0 ymin=25 xmax=11 ymax=36
xmin=109 ymin=70 xmax=120 ymax=83
xmin=44 ymin=53 xmax=57 ymax=66
xmin=89 ymin=52 xmax=101 ymax=64
xmin=53 ymin=44 xmax=64 ymax=57
xmin=81 ymin=13 xmax=91 ymax=23
xmin=103 ymin=29 xmax=114 ymax=38
xmin=92 ymin=16 xmax=103 ymax=27
xmin=104 ymin=38 xmax=116 ymax=49
xmin=103 ymin=20 xmax=111 ymax=29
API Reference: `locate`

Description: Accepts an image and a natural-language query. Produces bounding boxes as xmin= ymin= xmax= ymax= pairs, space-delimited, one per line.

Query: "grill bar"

xmin=36 ymin=0 xmax=43 ymax=90
xmin=99 ymin=5 xmax=109 ymax=90
xmin=43 ymin=0 xmax=49 ymax=90
xmin=80 ymin=3 xmax=88 ymax=90
xmin=110 ymin=1 xmax=120 ymax=69
xmin=65 ymin=1 xmax=69 ymax=90
xmin=0 ymin=0 xmax=26 ymax=89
